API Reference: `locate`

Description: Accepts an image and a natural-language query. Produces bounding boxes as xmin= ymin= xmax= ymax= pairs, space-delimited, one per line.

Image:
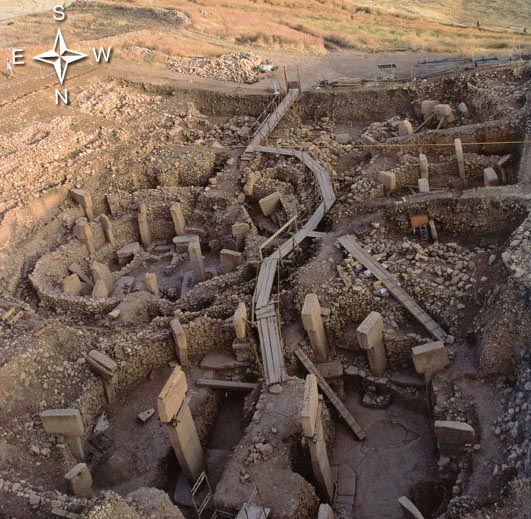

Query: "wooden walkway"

xmin=247 ymin=88 xmax=339 ymax=391
xmin=245 ymin=89 xmax=300 ymax=153
xmin=337 ymin=235 xmax=449 ymax=343
xmin=294 ymin=348 xmax=367 ymax=440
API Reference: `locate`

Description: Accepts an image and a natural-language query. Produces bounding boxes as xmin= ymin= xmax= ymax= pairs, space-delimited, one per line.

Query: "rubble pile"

xmin=492 ymin=350 xmax=531 ymax=477
xmin=167 ymin=52 xmax=263 ymax=83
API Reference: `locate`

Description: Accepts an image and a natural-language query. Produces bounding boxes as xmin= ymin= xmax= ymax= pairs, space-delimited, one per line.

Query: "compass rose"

xmin=33 ymin=29 xmax=87 ymax=85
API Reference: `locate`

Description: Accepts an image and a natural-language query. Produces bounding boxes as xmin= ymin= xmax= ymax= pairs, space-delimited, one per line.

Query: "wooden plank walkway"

xmin=337 ymin=235 xmax=448 ymax=343
xmin=294 ymin=348 xmax=367 ymax=440
xmin=248 ymin=88 xmax=340 ymax=391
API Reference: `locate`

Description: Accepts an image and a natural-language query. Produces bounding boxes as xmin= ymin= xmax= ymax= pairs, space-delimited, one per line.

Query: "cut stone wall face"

xmin=301 ymin=374 xmax=319 ymax=438
xmin=220 ymin=249 xmax=243 ymax=273
xmin=170 ymin=202 xmax=186 ymax=235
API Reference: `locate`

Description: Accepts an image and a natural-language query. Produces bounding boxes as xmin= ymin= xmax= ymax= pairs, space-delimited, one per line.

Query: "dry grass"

xmin=99 ymin=0 xmax=531 ymax=55
xmin=0 ymin=0 xmax=530 ymax=60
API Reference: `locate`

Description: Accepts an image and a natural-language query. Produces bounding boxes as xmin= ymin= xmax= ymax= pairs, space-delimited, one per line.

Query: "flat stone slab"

xmin=200 ymin=352 xmax=250 ymax=371
xmin=434 ymin=420 xmax=475 ymax=445
xmin=116 ymin=242 xmax=140 ymax=259
xmin=316 ymin=360 xmax=344 ymax=379
xmin=137 ymin=408 xmax=155 ymax=423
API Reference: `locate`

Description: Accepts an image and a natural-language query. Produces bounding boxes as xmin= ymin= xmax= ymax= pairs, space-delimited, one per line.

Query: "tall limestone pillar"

xmin=301 ymin=294 xmax=329 ymax=362
xmin=138 ymin=202 xmax=152 ymax=248
xmin=70 ymin=189 xmax=94 ymax=221
xmin=100 ymin=215 xmax=116 ymax=246
xmin=157 ymin=367 xmax=205 ymax=481
xmin=356 ymin=311 xmax=387 ymax=376
xmin=232 ymin=222 xmax=250 ymax=251
xmin=170 ymin=317 xmax=189 ymax=367
xmin=170 ymin=202 xmax=186 ymax=236
xmin=73 ymin=220 xmax=95 ymax=255
xmin=301 ymin=375 xmax=334 ymax=502
xmin=188 ymin=240 xmax=206 ymax=282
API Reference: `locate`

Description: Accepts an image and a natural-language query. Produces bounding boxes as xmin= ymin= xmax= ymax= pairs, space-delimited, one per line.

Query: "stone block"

xmin=63 ymin=274 xmax=82 ymax=296
xmin=87 ymin=350 xmax=118 ymax=378
xmin=335 ymin=133 xmax=351 ymax=144
xmin=418 ymin=178 xmax=430 ymax=193
xmin=398 ymin=496 xmax=425 ymax=519
xmin=73 ymin=220 xmax=95 ymax=255
xmin=301 ymin=374 xmax=319 ymax=438
xmin=157 ymin=367 xmax=187 ymax=423
xmin=65 ymin=463 xmax=93 ymax=498
xmin=457 ymin=102 xmax=470 ymax=118
xmin=92 ymin=280 xmax=109 ymax=299
xmin=412 ymin=341 xmax=449 ymax=374
xmin=483 ymin=167 xmax=499 ymax=187
xmin=433 ymin=104 xmax=454 ymax=122
xmin=40 ymin=409 xmax=84 ymax=437
xmin=429 ymin=219 xmax=438 ymax=241
xmin=90 ymin=262 xmax=113 ymax=293
xmin=421 ymin=100 xmax=439 ymax=120
xmin=116 ymin=242 xmax=140 ymax=264
xmin=398 ymin=120 xmax=413 ymax=136
xmin=434 ymin=420 xmax=475 ymax=445
xmin=220 ymin=249 xmax=243 ymax=273
xmin=318 ymin=504 xmax=334 ymax=519
xmin=259 ymin=192 xmax=281 ymax=217
xmin=378 ymin=171 xmax=397 ymax=192
xmin=70 ymin=189 xmax=94 ymax=221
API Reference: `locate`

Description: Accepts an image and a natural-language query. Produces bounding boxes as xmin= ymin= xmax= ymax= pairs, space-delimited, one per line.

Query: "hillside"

xmin=1 ymin=1 xmax=530 ymax=60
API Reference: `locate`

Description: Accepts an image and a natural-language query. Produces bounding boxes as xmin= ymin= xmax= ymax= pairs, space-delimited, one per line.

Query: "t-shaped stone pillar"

xmin=40 ymin=409 xmax=84 ymax=460
xmin=356 ymin=311 xmax=387 ymax=376
xmin=233 ymin=302 xmax=248 ymax=340
xmin=232 ymin=222 xmax=250 ymax=251
xmin=301 ymin=294 xmax=329 ymax=363
xmin=411 ymin=341 xmax=449 ymax=382
xmin=145 ymin=272 xmax=160 ymax=297
xmin=100 ymin=215 xmax=116 ymax=246
xmin=70 ymin=189 xmax=94 ymax=221
xmin=170 ymin=202 xmax=186 ymax=235
xmin=301 ymin=375 xmax=334 ymax=502
xmin=188 ymin=240 xmax=206 ymax=283
xmin=73 ymin=220 xmax=95 ymax=255
xmin=170 ymin=317 xmax=189 ymax=367
xmin=84 ymin=350 xmax=119 ymax=404
xmin=65 ymin=463 xmax=93 ymax=498
xmin=138 ymin=202 xmax=152 ymax=248
xmin=157 ymin=367 xmax=205 ymax=481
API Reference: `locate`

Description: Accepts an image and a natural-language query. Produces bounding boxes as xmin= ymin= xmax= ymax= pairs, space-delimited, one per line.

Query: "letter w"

xmin=92 ymin=47 xmax=113 ymax=63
